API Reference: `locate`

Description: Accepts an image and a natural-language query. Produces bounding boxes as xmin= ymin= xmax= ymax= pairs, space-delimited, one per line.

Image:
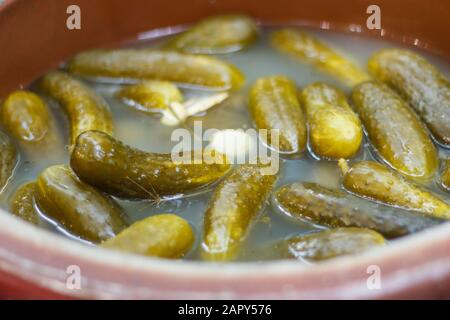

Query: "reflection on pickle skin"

xmin=369 ymin=49 xmax=450 ymax=148
xmin=35 ymin=165 xmax=128 ymax=243
xmin=352 ymin=81 xmax=438 ymax=181
xmin=9 ymin=181 xmax=40 ymax=226
xmin=40 ymin=71 xmax=114 ymax=145
xmin=164 ymin=15 xmax=258 ymax=54
xmin=301 ymin=82 xmax=363 ymax=160
xmin=1 ymin=91 xmax=50 ymax=143
xmin=116 ymin=80 xmax=183 ymax=114
xmin=202 ymin=164 xmax=278 ymax=261
xmin=284 ymin=227 xmax=386 ymax=262
xmin=339 ymin=160 xmax=450 ymax=219
xmin=249 ymin=75 xmax=307 ymax=154
xmin=101 ymin=214 xmax=195 ymax=259
xmin=70 ymin=131 xmax=231 ymax=200
xmin=440 ymin=159 xmax=450 ymax=192
xmin=0 ymin=130 xmax=18 ymax=193
xmin=273 ymin=182 xmax=445 ymax=239
xmin=271 ymin=29 xmax=370 ymax=87
xmin=67 ymin=49 xmax=245 ymax=91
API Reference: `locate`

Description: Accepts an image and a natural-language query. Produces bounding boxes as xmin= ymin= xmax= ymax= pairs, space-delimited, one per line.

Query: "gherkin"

xmin=339 ymin=160 xmax=450 ymax=219
xmin=301 ymin=82 xmax=362 ymax=159
xmin=352 ymin=81 xmax=438 ymax=181
xmin=369 ymin=49 xmax=450 ymax=147
xmin=67 ymin=49 xmax=244 ymax=90
xmin=102 ymin=214 xmax=194 ymax=259
xmin=273 ymin=182 xmax=444 ymax=238
xmin=202 ymin=164 xmax=277 ymax=261
xmin=272 ymin=29 xmax=370 ymax=86
xmin=165 ymin=15 xmax=258 ymax=54
xmin=249 ymin=75 xmax=306 ymax=154
xmin=70 ymin=130 xmax=231 ymax=199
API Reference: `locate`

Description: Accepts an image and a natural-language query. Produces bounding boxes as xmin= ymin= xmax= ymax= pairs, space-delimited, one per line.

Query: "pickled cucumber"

xmin=301 ymin=83 xmax=362 ymax=159
xmin=101 ymin=214 xmax=194 ymax=258
xmin=202 ymin=164 xmax=277 ymax=261
xmin=249 ymin=76 xmax=306 ymax=154
xmin=440 ymin=159 xmax=450 ymax=192
xmin=272 ymin=29 xmax=370 ymax=86
xmin=117 ymin=80 xmax=183 ymax=114
xmin=352 ymin=81 xmax=438 ymax=180
xmin=0 ymin=131 xmax=18 ymax=192
xmin=9 ymin=182 xmax=40 ymax=225
xmin=70 ymin=130 xmax=231 ymax=199
xmin=285 ymin=228 xmax=386 ymax=262
xmin=273 ymin=182 xmax=444 ymax=238
xmin=1 ymin=90 xmax=50 ymax=142
xmin=165 ymin=15 xmax=258 ymax=54
xmin=339 ymin=160 xmax=450 ymax=219
xmin=40 ymin=71 xmax=114 ymax=144
xmin=67 ymin=49 xmax=244 ymax=90
xmin=36 ymin=165 xmax=128 ymax=242
xmin=369 ymin=49 xmax=450 ymax=147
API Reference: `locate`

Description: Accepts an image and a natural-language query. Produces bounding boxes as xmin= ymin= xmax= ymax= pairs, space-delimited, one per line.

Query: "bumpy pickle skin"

xmin=339 ymin=160 xmax=450 ymax=219
xmin=273 ymin=182 xmax=444 ymax=238
xmin=271 ymin=29 xmax=370 ymax=87
xmin=202 ymin=164 xmax=277 ymax=261
xmin=70 ymin=131 xmax=231 ymax=199
xmin=301 ymin=83 xmax=362 ymax=159
xmin=249 ymin=76 xmax=306 ymax=154
xmin=40 ymin=71 xmax=113 ymax=144
xmin=1 ymin=91 xmax=50 ymax=142
xmin=285 ymin=228 xmax=386 ymax=262
xmin=117 ymin=80 xmax=183 ymax=113
xmin=352 ymin=81 xmax=438 ymax=181
xmin=36 ymin=165 xmax=128 ymax=243
xmin=0 ymin=131 xmax=18 ymax=192
xmin=67 ymin=49 xmax=244 ymax=90
xmin=9 ymin=182 xmax=40 ymax=225
xmin=369 ymin=49 xmax=450 ymax=147
xmin=101 ymin=214 xmax=194 ymax=258
xmin=440 ymin=159 xmax=450 ymax=192
xmin=165 ymin=15 xmax=258 ymax=54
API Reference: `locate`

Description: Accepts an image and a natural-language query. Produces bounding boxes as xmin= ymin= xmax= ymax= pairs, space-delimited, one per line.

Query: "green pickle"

xmin=271 ymin=29 xmax=370 ymax=86
xmin=202 ymin=164 xmax=277 ymax=261
xmin=339 ymin=160 xmax=450 ymax=219
xmin=301 ymin=83 xmax=362 ymax=159
xmin=249 ymin=76 xmax=306 ymax=154
xmin=40 ymin=71 xmax=114 ymax=144
xmin=369 ymin=49 xmax=450 ymax=147
xmin=0 ymin=131 xmax=18 ymax=192
xmin=352 ymin=81 xmax=438 ymax=180
xmin=67 ymin=49 xmax=244 ymax=90
xmin=284 ymin=228 xmax=386 ymax=262
xmin=10 ymin=182 xmax=40 ymax=225
xmin=1 ymin=90 xmax=50 ymax=142
xmin=165 ymin=15 xmax=258 ymax=54
xmin=36 ymin=165 xmax=128 ymax=242
xmin=70 ymin=130 xmax=231 ymax=199
xmin=273 ymin=182 xmax=444 ymax=238
xmin=117 ymin=80 xmax=183 ymax=113
xmin=101 ymin=214 xmax=194 ymax=258
xmin=441 ymin=159 xmax=450 ymax=192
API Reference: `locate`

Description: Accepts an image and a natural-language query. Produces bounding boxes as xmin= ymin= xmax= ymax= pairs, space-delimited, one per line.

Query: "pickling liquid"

xmin=2 ymin=27 xmax=449 ymax=261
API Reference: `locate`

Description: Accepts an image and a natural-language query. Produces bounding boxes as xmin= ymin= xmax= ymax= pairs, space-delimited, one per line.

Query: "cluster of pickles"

xmin=0 ymin=15 xmax=449 ymax=263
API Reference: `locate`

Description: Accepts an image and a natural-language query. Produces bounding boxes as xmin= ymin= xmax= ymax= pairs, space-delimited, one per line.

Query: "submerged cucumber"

xmin=70 ymin=131 xmax=231 ymax=199
xmin=273 ymin=182 xmax=444 ymax=238
xmin=202 ymin=164 xmax=277 ymax=261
